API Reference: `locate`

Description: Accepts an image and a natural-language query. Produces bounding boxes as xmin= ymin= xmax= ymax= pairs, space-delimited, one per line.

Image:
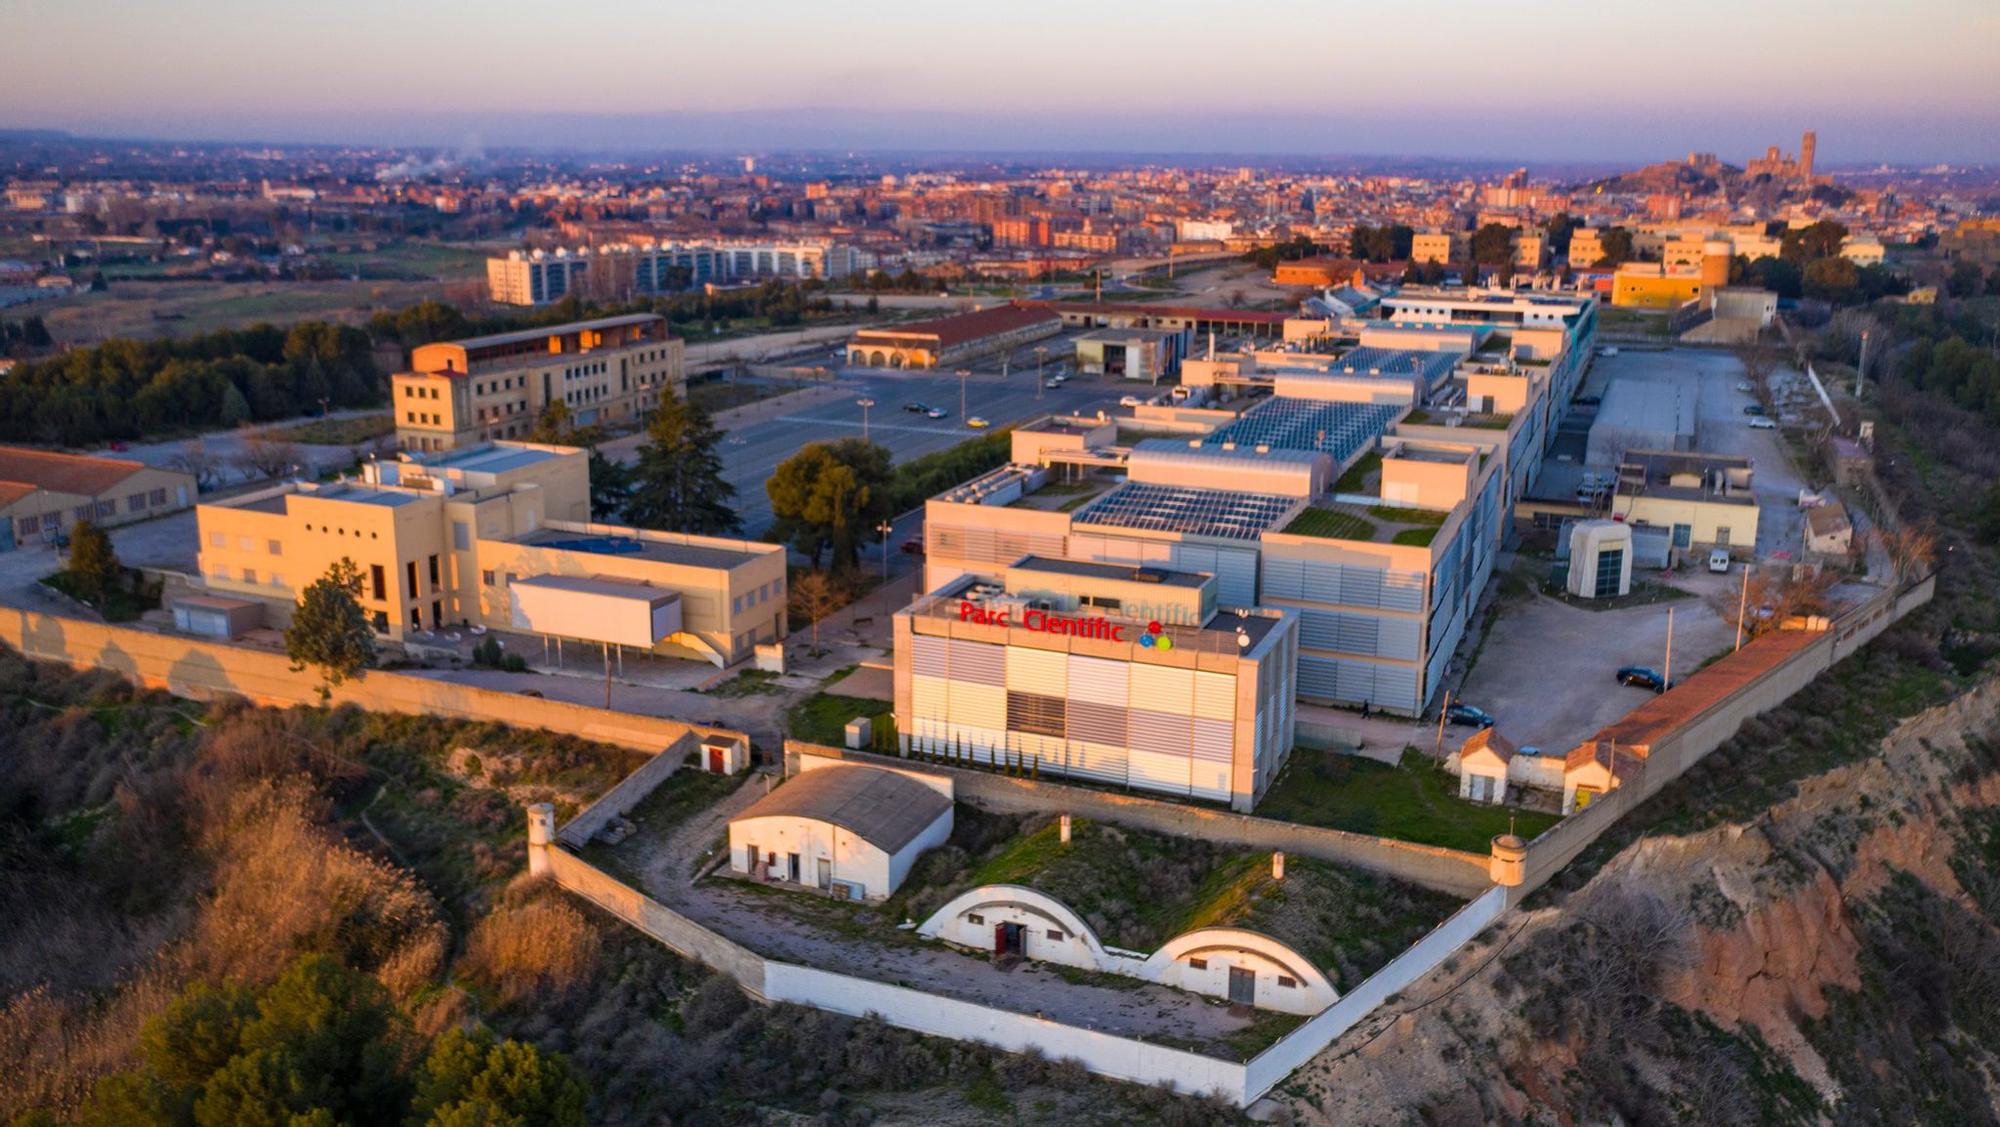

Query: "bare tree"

xmin=1737 ymin=336 xmax=1775 ymax=387
xmin=169 ymin=439 xmax=223 ymax=491
xmin=788 ymin=569 xmax=844 ymax=655
xmin=1742 ymin=568 xmax=1838 ymax=637
xmin=1876 ymin=523 xmax=1937 ymax=584
xmin=234 ymin=429 xmax=304 ymax=481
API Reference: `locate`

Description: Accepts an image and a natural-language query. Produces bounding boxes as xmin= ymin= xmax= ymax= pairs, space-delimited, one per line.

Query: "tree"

xmin=409 ymin=1028 xmax=586 ymax=1127
xmin=1542 ymin=212 xmax=1580 ymax=254
xmin=788 ymin=568 xmax=843 ymax=655
xmin=285 ymin=558 xmax=376 ymax=697
xmin=1470 ymin=223 xmax=1516 ymax=267
xmin=766 ymin=439 xmax=892 ymax=570
xmin=1742 ymin=255 xmax=1804 ymax=300
xmin=235 ymin=428 xmax=304 ymax=480
xmin=1595 ymin=227 xmax=1635 ymax=268
xmin=1781 ymin=219 xmax=1849 ymax=263
xmin=169 ymin=438 xmax=224 ymax=490
xmin=1947 ymin=259 xmax=1986 ymax=299
xmin=527 ymin=399 xmax=598 ymax=446
xmin=588 ymin=449 xmax=634 ymax=522
xmin=66 ymin=519 xmax=122 ymax=606
xmin=1803 ymin=256 xmax=1860 ymax=305
xmin=624 ymin=388 xmax=739 ymax=534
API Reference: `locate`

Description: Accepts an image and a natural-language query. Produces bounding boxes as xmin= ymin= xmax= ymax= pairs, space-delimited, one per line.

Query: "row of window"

xmin=206 ymin=564 xmax=286 ymax=589
xmin=404 ymin=384 xmax=442 ymax=400
xmin=730 ymin=579 xmax=780 ymax=616
xmin=474 ymin=376 xmax=523 ymax=396
xmin=208 ymin=532 xmax=285 ymax=554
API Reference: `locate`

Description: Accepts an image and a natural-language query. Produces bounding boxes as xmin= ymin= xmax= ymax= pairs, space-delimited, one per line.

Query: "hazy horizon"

xmin=5 ymin=0 xmax=1998 ymax=164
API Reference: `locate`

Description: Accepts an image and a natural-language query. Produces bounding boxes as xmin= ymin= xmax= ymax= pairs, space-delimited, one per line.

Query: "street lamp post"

xmin=877 ymin=519 xmax=894 ymax=583
xmin=1034 ymin=346 xmax=1048 ymax=400
xmin=956 ymin=368 xmax=970 ymax=424
xmin=856 ymin=397 xmax=875 ymax=443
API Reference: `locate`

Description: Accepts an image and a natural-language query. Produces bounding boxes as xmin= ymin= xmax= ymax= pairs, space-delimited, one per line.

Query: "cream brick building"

xmin=194 ymin=442 xmax=784 ymax=664
xmin=392 ymin=314 xmax=686 ymax=452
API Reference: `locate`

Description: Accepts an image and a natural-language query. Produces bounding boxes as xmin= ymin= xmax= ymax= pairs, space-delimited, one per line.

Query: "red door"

xmin=708 ymin=746 xmax=724 ymax=773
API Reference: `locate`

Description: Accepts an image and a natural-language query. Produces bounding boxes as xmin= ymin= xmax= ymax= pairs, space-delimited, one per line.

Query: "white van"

xmin=1707 ymin=548 xmax=1731 ymax=574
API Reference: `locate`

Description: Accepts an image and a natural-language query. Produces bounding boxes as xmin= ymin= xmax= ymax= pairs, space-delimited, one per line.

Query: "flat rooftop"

xmin=512 ymin=528 xmax=759 ymax=570
xmin=1281 ymin=502 xmax=1445 ymax=547
xmin=1009 ymin=554 xmax=1209 ymax=589
xmin=420 ymin=444 xmax=564 ymax=476
xmin=510 ymin=573 xmax=681 ymax=604
xmin=1073 ymin=481 xmax=1297 ymax=541
xmin=447 ymin=313 xmax=662 ymax=352
xmin=1329 ymin=347 xmax=1462 ymax=386
xmin=1200 ymin=398 xmax=1401 ymax=463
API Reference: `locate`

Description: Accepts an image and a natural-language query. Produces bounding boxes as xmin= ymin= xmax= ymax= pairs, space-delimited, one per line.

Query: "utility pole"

xmin=856 ymin=397 xmax=875 ymax=443
xmin=1855 ymin=329 xmax=1870 ymax=399
xmin=1735 ymin=563 xmax=1751 ymax=650
xmin=602 ymin=641 xmax=612 ymax=709
xmin=877 ymin=519 xmax=894 ymax=584
xmin=957 ymin=368 xmax=970 ymax=424
xmin=1034 ymin=345 xmax=1047 ymax=400
xmin=1433 ymin=690 xmax=1451 ymax=757
xmin=1663 ymin=606 xmax=1675 ymax=689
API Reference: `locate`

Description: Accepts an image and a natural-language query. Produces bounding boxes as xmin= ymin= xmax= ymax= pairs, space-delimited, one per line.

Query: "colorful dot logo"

xmin=1137 ymin=621 xmax=1172 ymax=650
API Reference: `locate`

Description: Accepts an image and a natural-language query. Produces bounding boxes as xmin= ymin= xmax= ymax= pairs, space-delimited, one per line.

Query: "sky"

xmin=4 ymin=0 xmax=1998 ymax=163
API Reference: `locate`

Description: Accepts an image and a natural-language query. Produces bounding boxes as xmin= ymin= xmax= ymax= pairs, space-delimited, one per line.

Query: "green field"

xmin=1258 ymin=746 xmax=1561 ymax=853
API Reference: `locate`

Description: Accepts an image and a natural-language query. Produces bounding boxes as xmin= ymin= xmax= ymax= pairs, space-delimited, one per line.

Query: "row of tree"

xmin=0 ymin=320 xmax=380 ymax=444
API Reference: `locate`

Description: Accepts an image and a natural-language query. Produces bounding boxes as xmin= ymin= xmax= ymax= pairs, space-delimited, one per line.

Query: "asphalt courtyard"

xmin=690 ymin=368 xmax=1128 ymax=536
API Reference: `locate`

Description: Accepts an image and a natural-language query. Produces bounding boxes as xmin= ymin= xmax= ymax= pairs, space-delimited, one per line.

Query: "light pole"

xmin=956 ymin=368 xmax=970 ymax=425
xmin=856 ymin=397 xmax=875 ymax=443
xmin=877 ymin=519 xmax=894 ymax=583
xmin=1034 ymin=346 xmax=1048 ymax=400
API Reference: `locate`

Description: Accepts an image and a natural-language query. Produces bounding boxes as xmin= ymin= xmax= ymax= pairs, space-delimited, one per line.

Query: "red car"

xmin=899 ymin=538 xmax=925 ymax=555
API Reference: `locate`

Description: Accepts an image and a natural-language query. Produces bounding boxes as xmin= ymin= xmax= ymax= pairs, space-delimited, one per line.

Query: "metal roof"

xmin=1129 ymin=437 xmax=1325 ymax=466
xmin=510 ymin=574 xmax=679 ymax=605
xmin=731 ymin=766 xmax=951 ymax=854
xmin=1073 ymin=481 xmax=1297 ymax=541
xmin=424 ymin=444 xmax=562 ymax=476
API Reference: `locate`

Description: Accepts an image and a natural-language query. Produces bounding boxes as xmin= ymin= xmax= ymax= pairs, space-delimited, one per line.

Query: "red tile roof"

xmin=0 ymin=446 xmax=154 ymax=499
xmin=853 ymin=303 xmax=1062 ymax=349
xmin=1586 ymin=627 xmax=1826 ymax=756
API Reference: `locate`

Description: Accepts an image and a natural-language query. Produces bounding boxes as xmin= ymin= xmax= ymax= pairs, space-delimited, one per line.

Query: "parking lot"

xmin=694 ymin=345 xmax=1141 ymax=536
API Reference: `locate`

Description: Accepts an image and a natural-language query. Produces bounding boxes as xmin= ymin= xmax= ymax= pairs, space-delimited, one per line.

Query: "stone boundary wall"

xmin=790 ymin=742 xmax=1493 ymax=897
xmin=545 ymin=847 xmax=769 ymax=992
xmin=556 ymin=731 xmax=701 ymax=848
xmin=1242 ymin=886 xmax=1508 ymax=1100
xmin=0 ymin=609 xmax=744 ymax=757
xmin=1513 ymin=575 xmax=1932 ymax=897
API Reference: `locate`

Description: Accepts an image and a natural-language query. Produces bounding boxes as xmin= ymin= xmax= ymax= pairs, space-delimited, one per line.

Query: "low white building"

xmin=918 ymin=882 xmax=1338 ymax=1014
xmin=1567 ymin=519 xmax=1633 ymax=599
xmin=728 ymin=764 xmax=953 ymax=900
xmin=1457 ymin=728 xmax=1515 ymax=805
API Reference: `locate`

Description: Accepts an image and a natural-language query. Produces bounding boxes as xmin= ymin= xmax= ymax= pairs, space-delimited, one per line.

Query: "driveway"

xmin=1455 ymin=580 xmax=1736 ymax=754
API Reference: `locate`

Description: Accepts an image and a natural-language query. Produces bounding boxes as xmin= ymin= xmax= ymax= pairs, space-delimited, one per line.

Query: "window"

xmin=150 ymin=489 xmax=166 ymax=506
xmin=966 ymin=913 xmax=984 ymax=925
xmin=268 ymin=539 xmax=282 ymax=555
xmin=270 ymin=574 xmax=284 ymax=589
xmin=453 ymin=521 xmax=470 ymax=551
xmin=74 ymin=506 xmax=91 ymax=522
xmin=241 ymin=568 xmax=256 ymax=584
xmin=428 ymin=554 xmax=440 ymax=587
xmin=482 ymin=570 xmax=495 ymax=586
xmin=127 ymin=494 xmax=145 ymax=512
xmin=1188 ymin=957 xmax=1208 ymax=970
xmin=1715 ymin=527 xmax=1730 ymax=546
xmin=371 ymin=611 xmax=389 ymax=633
xmin=1046 ymin=929 xmax=1063 ymax=941
xmin=1277 ymin=975 xmax=1298 ymax=988
xmin=370 ymin=564 xmax=386 ymax=601
xmin=406 ymin=560 xmax=419 ymax=595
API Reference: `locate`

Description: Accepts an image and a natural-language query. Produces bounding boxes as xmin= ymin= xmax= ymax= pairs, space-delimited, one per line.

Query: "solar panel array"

xmin=1333 ymin=347 xmax=1461 ymax=387
xmin=1073 ymin=482 xmax=1297 ymax=541
xmin=1201 ymin=399 xmax=1400 ymax=464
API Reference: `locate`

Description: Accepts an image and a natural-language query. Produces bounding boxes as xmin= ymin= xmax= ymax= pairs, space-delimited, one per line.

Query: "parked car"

xmin=966 ymin=416 xmax=991 ymax=429
xmin=899 ymin=538 xmax=925 ymax=555
xmin=903 ymin=401 xmax=928 ymax=413
xmin=1119 ymin=395 xmax=1144 ymax=408
xmin=1445 ymin=702 xmax=1495 ymax=728
xmin=1615 ymin=666 xmax=1671 ymax=692
xmin=1708 ymin=548 xmax=1732 ymax=573
xmin=926 ymin=407 xmax=947 ymax=419
xmin=1749 ymin=417 xmax=1777 ymax=429
xmin=1734 ymin=381 xmax=1754 ymax=392
xmin=1044 ymin=378 xmax=1064 ymax=389
xmin=1743 ymin=403 xmax=1765 ymax=416
xmin=1598 ymin=346 xmax=1619 ymax=357
xmin=1574 ymin=395 xmax=1601 ymax=407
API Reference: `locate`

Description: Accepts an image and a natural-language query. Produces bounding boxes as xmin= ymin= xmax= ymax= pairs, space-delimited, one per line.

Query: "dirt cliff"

xmin=1268 ymin=676 xmax=2000 ymax=1126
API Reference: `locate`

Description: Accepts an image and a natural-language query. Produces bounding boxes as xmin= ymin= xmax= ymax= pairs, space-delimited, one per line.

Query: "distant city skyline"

xmin=4 ymin=0 xmax=1998 ymax=163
